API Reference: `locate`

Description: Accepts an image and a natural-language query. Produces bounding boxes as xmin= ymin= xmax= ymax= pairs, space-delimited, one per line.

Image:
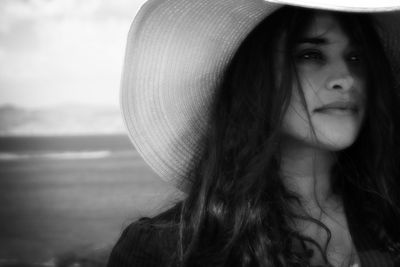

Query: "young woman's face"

xmin=282 ymin=12 xmax=367 ymax=151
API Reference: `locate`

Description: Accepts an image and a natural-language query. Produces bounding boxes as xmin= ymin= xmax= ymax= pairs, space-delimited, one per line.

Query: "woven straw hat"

xmin=121 ymin=0 xmax=400 ymax=188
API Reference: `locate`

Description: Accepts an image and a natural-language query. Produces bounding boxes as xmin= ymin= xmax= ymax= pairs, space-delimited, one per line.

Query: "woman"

xmin=108 ymin=0 xmax=400 ymax=266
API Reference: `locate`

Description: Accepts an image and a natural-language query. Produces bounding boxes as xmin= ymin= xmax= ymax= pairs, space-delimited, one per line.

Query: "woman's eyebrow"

xmin=296 ymin=37 xmax=328 ymax=45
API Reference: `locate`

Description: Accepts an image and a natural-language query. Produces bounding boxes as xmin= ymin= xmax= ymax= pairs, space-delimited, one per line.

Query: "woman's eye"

xmin=348 ymin=53 xmax=361 ymax=62
xmin=296 ymin=50 xmax=324 ymax=61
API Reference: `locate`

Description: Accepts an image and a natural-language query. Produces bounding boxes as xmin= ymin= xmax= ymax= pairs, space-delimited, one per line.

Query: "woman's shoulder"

xmin=107 ymin=203 xmax=181 ymax=267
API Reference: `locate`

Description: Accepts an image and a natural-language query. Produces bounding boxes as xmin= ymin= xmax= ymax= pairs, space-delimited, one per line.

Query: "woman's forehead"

xmin=297 ymin=12 xmax=355 ymax=47
xmin=302 ymin=12 xmax=343 ymax=38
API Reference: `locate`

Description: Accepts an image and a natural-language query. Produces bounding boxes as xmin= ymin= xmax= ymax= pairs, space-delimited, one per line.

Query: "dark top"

xmin=107 ymin=204 xmax=399 ymax=267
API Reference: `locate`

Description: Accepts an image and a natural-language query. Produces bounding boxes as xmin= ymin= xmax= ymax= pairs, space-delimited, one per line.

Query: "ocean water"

xmin=0 ymin=135 xmax=134 ymax=160
xmin=0 ymin=135 xmax=179 ymax=266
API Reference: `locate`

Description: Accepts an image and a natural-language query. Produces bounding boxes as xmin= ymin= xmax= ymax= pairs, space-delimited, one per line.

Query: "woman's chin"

xmin=310 ymin=118 xmax=363 ymax=151
xmin=313 ymin=131 xmax=359 ymax=151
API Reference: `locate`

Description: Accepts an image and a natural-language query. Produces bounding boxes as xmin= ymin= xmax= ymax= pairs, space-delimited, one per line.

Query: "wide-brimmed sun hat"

xmin=121 ymin=0 xmax=400 ymax=189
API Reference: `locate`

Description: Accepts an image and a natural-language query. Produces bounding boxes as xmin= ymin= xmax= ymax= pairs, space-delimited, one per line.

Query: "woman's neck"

xmin=280 ymin=137 xmax=337 ymax=206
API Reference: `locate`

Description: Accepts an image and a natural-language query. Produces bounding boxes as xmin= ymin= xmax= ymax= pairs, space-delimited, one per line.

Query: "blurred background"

xmin=0 ymin=0 xmax=181 ymax=266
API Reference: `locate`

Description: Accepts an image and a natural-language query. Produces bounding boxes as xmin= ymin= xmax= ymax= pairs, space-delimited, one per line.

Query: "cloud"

xmin=0 ymin=0 xmax=146 ymax=108
xmin=1 ymin=0 xmax=100 ymax=21
xmin=0 ymin=0 xmax=144 ymax=23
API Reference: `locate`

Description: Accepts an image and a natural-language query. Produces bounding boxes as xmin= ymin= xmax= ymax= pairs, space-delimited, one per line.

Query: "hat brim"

xmin=269 ymin=0 xmax=400 ymax=12
xmin=121 ymin=0 xmax=400 ymax=189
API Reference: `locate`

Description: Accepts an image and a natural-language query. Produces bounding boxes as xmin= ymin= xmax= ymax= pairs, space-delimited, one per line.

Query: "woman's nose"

xmin=326 ymin=62 xmax=355 ymax=91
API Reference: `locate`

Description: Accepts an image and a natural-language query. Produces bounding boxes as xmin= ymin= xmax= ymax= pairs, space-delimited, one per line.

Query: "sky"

xmin=0 ymin=0 xmax=146 ymax=109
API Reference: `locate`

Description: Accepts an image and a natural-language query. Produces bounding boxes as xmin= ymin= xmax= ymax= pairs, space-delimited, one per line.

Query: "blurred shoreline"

xmin=0 ymin=104 xmax=125 ymax=137
xmin=0 ymin=134 xmax=132 ymax=152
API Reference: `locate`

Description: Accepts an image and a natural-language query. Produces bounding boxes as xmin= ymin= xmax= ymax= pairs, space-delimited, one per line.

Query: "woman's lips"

xmin=314 ymin=101 xmax=359 ymax=115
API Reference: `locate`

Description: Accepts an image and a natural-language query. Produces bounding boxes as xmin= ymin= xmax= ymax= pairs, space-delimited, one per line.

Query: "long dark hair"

xmin=171 ymin=6 xmax=400 ymax=267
